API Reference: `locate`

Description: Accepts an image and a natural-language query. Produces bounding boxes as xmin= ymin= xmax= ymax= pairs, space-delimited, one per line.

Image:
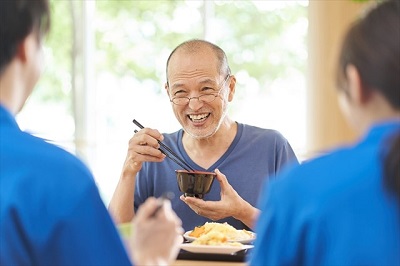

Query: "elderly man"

xmin=109 ymin=39 xmax=298 ymax=231
xmin=0 ymin=0 xmax=182 ymax=265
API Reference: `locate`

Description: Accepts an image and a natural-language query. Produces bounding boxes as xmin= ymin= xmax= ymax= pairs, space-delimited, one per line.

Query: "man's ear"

xmin=165 ymin=83 xmax=170 ymax=97
xmin=228 ymin=75 xmax=236 ymax=102
xmin=345 ymin=64 xmax=370 ymax=105
xmin=15 ymin=33 xmax=37 ymax=63
xmin=16 ymin=40 xmax=28 ymax=63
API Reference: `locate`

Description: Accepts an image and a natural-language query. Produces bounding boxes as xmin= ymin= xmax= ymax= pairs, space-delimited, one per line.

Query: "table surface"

xmin=173 ymin=259 xmax=247 ymax=266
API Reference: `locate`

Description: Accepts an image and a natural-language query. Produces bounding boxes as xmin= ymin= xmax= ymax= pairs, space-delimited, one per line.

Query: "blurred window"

xmin=17 ymin=0 xmax=308 ymax=204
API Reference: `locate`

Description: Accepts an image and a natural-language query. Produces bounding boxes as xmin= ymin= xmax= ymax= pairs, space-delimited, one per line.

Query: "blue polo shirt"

xmin=250 ymin=121 xmax=400 ymax=265
xmin=0 ymin=105 xmax=131 ymax=265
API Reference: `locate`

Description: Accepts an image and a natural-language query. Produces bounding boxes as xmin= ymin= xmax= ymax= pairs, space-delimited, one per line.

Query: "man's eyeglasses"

xmin=170 ymin=75 xmax=231 ymax=106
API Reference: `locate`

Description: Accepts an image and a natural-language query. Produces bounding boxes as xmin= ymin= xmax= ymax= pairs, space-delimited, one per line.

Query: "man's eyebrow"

xmin=170 ymin=78 xmax=217 ymax=90
xmin=198 ymin=78 xmax=217 ymax=86
xmin=170 ymin=83 xmax=184 ymax=90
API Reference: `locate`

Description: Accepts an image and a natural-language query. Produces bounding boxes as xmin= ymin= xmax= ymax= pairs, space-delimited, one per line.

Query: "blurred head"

xmin=0 ymin=0 xmax=50 ymax=74
xmin=165 ymin=39 xmax=236 ymax=139
xmin=0 ymin=0 xmax=50 ymax=113
xmin=336 ymin=0 xmax=400 ymax=120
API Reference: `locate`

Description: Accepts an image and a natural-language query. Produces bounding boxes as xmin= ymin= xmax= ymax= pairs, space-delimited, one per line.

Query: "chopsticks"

xmin=132 ymin=119 xmax=195 ymax=172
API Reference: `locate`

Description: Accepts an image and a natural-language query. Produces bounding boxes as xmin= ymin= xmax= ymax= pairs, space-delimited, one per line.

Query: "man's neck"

xmin=182 ymin=118 xmax=237 ymax=169
xmin=354 ymin=92 xmax=400 ymax=136
xmin=0 ymin=61 xmax=27 ymax=115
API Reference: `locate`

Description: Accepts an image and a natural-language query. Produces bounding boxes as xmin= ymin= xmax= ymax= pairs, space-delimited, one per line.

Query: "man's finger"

xmin=215 ymin=169 xmax=229 ymax=190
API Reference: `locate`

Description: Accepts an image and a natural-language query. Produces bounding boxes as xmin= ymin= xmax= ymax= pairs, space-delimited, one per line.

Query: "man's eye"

xmin=173 ymin=90 xmax=186 ymax=96
xmin=201 ymin=87 xmax=215 ymax=93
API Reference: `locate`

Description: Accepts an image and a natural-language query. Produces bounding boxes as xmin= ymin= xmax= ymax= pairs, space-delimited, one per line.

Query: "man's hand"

xmin=180 ymin=169 xmax=260 ymax=229
xmin=121 ymin=128 xmax=166 ymax=177
xmin=130 ymin=197 xmax=184 ymax=266
xmin=108 ymin=128 xmax=166 ymax=224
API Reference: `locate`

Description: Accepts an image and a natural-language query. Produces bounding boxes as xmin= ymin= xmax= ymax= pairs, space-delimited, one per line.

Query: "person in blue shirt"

xmin=0 ymin=1 xmax=183 ymax=265
xmin=250 ymin=0 xmax=400 ymax=265
xmin=108 ymin=39 xmax=299 ymax=232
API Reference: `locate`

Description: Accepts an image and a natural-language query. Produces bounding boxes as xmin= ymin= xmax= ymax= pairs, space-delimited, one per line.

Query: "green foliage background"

xmin=34 ymin=0 xmax=72 ymax=104
xmin=35 ymin=0 xmax=307 ymax=114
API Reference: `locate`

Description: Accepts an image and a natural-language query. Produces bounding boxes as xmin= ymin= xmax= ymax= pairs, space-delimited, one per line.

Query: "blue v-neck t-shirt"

xmin=134 ymin=123 xmax=298 ymax=231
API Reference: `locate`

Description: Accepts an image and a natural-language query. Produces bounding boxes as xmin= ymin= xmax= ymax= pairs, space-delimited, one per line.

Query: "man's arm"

xmin=108 ymin=128 xmax=166 ymax=223
xmin=108 ymin=166 xmax=138 ymax=223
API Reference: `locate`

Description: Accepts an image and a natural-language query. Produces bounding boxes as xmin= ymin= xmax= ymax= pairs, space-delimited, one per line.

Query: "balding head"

xmin=166 ymin=39 xmax=231 ymax=84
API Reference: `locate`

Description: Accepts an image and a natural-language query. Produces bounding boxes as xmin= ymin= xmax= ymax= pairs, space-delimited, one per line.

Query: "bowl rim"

xmin=175 ymin=170 xmax=216 ymax=175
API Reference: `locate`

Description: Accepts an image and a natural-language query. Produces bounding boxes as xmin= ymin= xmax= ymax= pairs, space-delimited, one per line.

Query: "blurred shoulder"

xmin=268 ymin=146 xmax=357 ymax=200
xmin=12 ymin=131 xmax=93 ymax=180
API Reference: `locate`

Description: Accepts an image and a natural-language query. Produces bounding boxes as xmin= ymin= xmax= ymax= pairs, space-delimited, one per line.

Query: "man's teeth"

xmin=189 ymin=114 xmax=208 ymax=121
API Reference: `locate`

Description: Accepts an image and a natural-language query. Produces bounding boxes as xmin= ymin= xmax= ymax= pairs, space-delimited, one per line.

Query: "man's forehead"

xmin=168 ymin=52 xmax=219 ymax=78
xmin=170 ymin=45 xmax=218 ymax=64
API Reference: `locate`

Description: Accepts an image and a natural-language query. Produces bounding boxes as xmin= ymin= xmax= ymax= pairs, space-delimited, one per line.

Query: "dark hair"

xmin=383 ymin=133 xmax=400 ymax=198
xmin=0 ymin=0 xmax=50 ymax=74
xmin=337 ymin=0 xmax=400 ymax=198
xmin=165 ymin=39 xmax=231 ymax=85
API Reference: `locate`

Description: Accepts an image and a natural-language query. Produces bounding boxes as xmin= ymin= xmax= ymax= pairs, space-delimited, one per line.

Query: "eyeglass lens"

xmin=170 ymin=75 xmax=230 ymax=105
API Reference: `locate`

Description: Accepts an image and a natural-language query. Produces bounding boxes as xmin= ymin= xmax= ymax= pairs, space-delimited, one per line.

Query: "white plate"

xmin=180 ymin=243 xmax=254 ymax=254
xmin=183 ymin=230 xmax=256 ymax=244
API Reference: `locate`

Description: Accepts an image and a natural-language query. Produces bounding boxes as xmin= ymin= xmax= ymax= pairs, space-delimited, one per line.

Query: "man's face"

xmin=166 ymin=48 xmax=233 ymax=139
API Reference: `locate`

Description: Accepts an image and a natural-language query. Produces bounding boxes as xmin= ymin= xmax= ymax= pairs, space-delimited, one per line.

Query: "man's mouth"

xmin=188 ymin=113 xmax=210 ymax=122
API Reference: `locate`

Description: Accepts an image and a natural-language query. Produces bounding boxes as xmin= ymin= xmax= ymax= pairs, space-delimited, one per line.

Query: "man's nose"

xmin=188 ymin=96 xmax=204 ymax=110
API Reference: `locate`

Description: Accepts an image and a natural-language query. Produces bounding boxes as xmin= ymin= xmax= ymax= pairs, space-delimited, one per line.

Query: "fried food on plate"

xmin=189 ymin=222 xmax=253 ymax=246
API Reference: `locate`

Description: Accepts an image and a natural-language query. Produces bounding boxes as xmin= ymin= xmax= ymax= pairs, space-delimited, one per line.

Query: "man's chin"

xmin=183 ymin=128 xmax=216 ymax=140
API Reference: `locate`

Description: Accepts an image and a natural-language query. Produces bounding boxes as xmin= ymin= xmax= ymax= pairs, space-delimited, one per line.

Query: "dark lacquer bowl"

xmin=176 ymin=170 xmax=216 ymax=199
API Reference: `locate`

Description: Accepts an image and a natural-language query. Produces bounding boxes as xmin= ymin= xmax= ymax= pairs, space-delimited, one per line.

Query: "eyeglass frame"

xmin=169 ymin=74 xmax=231 ymax=106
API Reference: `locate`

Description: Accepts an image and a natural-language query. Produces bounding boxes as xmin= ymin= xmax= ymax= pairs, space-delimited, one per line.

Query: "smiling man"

xmin=109 ymin=39 xmax=298 ymax=231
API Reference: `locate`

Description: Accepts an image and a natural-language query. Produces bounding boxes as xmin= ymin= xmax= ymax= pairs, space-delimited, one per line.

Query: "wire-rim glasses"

xmin=169 ymin=75 xmax=231 ymax=106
